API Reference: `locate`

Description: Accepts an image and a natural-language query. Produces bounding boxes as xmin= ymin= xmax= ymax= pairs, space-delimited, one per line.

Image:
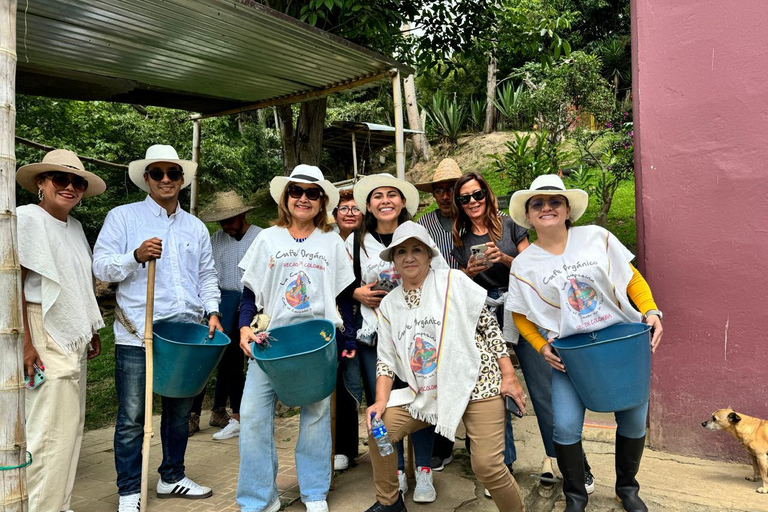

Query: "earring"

xmin=38 ymin=189 xmax=44 ymax=201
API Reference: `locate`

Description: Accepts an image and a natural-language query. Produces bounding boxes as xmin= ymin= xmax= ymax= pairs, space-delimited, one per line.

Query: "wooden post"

xmin=139 ymin=260 xmax=157 ymax=512
xmin=0 ymin=2 xmax=27 ymax=511
xmin=190 ymin=119 xmax=201 ymax=216
xmin=392 ymin=71 xmax=405 ymax=180
xmin=351 ymin=131 xmax=358 ymax=180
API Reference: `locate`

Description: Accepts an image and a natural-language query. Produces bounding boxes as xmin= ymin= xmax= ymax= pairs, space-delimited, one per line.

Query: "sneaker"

xmin=334 ymin=454 xmax=350 ymax=471
xmin=363 ymin=494 xmax=407 ymax=512
xmin=430 ymin=455 xmax=453 ymax=472
xmin=584 ymin=454 xmax=595 ymax=494
xmin=413 ymin=467 xmax=437 ymax=503
xmin=209 ymin=408 xmax=230 ymax=428
xmin=188 ymin=413 xmax=200 ymax=437
xmin=263 ymin=500 xmax=281 ymax=512
xmin=397 ymin=470 xmax=408 ymax=495
xmin=212 ymin=418 xmax=240 ymax=440
xmin=156 ymin=476 xmax=212 ymax=499
xmin=117 ymin=493 xmax=140 ymax=512
xmin=305 ymin=500 xmax=329 ymax=512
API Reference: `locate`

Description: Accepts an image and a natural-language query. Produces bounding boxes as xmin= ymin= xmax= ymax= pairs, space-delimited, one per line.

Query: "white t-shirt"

xmin=505 ymin=225 xmax=641 ymax=339
xmin=239 ymin=226 xmax=354 ymax=329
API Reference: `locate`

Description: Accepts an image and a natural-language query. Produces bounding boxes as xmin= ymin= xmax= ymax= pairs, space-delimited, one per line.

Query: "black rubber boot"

xmin=615 ymin=434 xmax=648 ymax=512
xmin=554 ymin=441 xmax=588 ymax=512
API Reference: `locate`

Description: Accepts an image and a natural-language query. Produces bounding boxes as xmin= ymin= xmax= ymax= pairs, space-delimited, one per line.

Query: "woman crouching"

xmin=364 ymin=222 xmax=526 ymax=512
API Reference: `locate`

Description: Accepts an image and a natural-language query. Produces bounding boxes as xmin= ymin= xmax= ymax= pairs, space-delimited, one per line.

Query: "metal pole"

xmin=191 ymin=119 xmax=201 ymax=216
xmin=351 ymin=131 xmax=358 ymax=180
xmin=392 ymin=71 xmax=405 ymax=180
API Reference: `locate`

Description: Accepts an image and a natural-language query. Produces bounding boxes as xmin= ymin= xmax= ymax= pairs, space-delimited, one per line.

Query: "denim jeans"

xmin=237 ymin=360 xmax=331 ymax=511
xmin=114 ymin=345 xmax=193 ymax=496
xmin=511 ymin=338 xmax=556 ymax=458
xmin=551 ymin=369 xmax=648 ymax=444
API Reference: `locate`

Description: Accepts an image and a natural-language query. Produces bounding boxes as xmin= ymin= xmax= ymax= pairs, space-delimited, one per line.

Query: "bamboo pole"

xmin=190 ymin=119 xmax=201 ymax=216
xmin=140 ymin=260 xmax=157 ymax=512
xmin=351 ymin=131 xmax=358 ymax=180
xmin=0 ymin=2 xmax=27 ymax=511
xmin=392 ymin=71 xmax=405 ymax=180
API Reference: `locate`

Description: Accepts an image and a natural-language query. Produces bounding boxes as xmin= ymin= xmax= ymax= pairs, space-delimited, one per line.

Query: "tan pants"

xmin=369 ymin=396 xmax=524 ymax=512
xmin=25 ymin=303 xmax=88 ymax=512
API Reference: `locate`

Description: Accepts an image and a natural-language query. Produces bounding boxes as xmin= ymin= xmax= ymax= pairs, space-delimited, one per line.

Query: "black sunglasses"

xmin=146 ymin=168 xmax=184 ymax=182
xmin=457 ymin=189 xmax=487 ymax=205
xmin=528 ymin=196 xmax=566 ymax=211
xmin=44 ymin=172 xmax=89 ymax=193
xmin=287 ymin=185 xmax=323 ymax=201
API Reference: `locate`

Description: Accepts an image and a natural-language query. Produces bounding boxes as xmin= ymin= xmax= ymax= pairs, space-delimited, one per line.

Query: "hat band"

xmin=534 ymin=186 xmax=564 ymax=191
xmin=290 ymin=174 xmax=319 ymax=182
xmin=61 ymin=164 xmax=80 ymax=170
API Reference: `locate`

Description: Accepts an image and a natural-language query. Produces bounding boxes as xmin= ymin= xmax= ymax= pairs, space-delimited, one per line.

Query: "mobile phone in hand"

xmin=470 ymin=244 xmax=492 ymax=267
xmin=24 ymin=364 xmax=46 ymax=390
xmin=505 ymin=395 xmax=524 ymax=418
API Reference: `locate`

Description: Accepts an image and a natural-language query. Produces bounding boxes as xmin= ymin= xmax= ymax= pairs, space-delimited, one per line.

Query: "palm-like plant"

xmin=425 ymin=91 xmax=468 ymax=147
xmin=598 ymin=36 xmax=631 ymax=97
xmin=493 ymin=81 xmax=526 ymax=127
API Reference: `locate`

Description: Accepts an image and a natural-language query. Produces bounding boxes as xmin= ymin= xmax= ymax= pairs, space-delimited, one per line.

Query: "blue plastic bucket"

xmin=552 ymin=322 xmax=651 ymax=412
xmin=219 ymin=290 xmax=242 ymax=334
xmin=153 ymin=322 xmax=231 ymax=398
xmin=251 ymin=319 xmax=337 ymax=407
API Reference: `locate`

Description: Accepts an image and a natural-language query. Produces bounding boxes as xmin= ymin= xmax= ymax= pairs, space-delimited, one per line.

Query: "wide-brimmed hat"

xmin=379 ymin=221 xmax=441 ymax=262
xmin=414 ymin=158 xmax=463 ymax=192
xmin=128 ymin=144 xmax=197 ymax=193
xmin=270 ymin=165 xmax=339 ymax=211
xmin=16 ymin=149 xmax=107 ymax=198
xmin=353 ymin=173 xmax=419 ymax=216
xmin=198 ymin=191 xmax=255 ymax=223
xmin=509 ymin=174 xmax=589 ymax=229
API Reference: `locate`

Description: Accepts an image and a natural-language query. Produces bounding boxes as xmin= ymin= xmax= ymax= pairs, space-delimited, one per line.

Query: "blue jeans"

xmin=237 ymin=360 xmax=331 ymax=511
xmin=552 ymin=370 xmax=648 ymax=444
xmin=114 ymin=345 xmax=193 ymax=496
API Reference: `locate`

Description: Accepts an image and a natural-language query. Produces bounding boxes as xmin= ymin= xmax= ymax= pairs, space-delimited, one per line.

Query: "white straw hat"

xmin=128 ymin=144 xmax=197 ymax=193
xmin=379 ymin=221 xmax=441 ymax=262
xmin=353 ymin=173 xmax=419 ymax=216
xmin=16 ymin=149 xmax=107 ymax=198
xmin=198 ymin=191 xmax=255 ymax=223
xmin=509 ymin=174 xmax=589 ymax=229
xmin=269 ymin=165 xmax=339 ymax=211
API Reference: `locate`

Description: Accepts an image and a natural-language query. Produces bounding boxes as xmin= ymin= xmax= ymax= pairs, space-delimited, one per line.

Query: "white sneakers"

xmin=156 ymin=476 xmax=213 ymax=499
xmin=305 ymin=500 xmax=329 ymax=512
xmin=212 ymin=418 xmax=241 ymax=440
xmin=117 ymin=493 xmax=140 ymax=512
xmin=264 ymin=499 xmax=281 ymax=512
xmin=413 ymin=466 xmax=437 ymax=503
xmin=334 ymin=454 xmax=350 ymax=471
xmin=397 ymin=469 xmax=408 ymax=495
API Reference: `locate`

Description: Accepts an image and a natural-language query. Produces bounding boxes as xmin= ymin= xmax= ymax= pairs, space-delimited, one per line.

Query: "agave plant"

xmin=493 ymin=81 xmax=526 ymax=127
xmin=425 ymin=91 xmax=468 ymax=147
xmin=470 ymin=97 xmax=485 ymax=131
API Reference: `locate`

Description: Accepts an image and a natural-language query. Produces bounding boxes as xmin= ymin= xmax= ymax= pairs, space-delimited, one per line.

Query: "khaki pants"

xmin=25 ymin=303 xmax=88 ymax=512
xmin=369 ymin=396 xmax=524 ymax=512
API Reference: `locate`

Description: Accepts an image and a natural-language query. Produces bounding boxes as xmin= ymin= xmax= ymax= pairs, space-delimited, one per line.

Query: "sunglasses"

xmin=337 ymin=205 xmax=361 ymax=215
xmin=44 ymin=172 xmax=89 ymax=193
xmin=432 ymin=186 xmax=454 ymax=196
xmin=457 ymin=189 xmax=487 ymax=205
xmin=146 ymin=168 xmax=184 ymax=182
xmin=528 ymin=196 xmax=566 ymax=211
xmin=287 ymin=185 xmax=323 ymax=201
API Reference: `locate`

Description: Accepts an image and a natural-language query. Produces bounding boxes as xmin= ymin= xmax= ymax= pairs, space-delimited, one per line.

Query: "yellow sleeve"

xmin=626 ymin=264 xmax=658 ymax=315
xmin=512 ymin=312 xmax=548 ymax=353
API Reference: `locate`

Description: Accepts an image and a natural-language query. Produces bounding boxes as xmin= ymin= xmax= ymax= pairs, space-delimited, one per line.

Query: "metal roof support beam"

xmin=392 ymin=70 xmax=405 ymax=180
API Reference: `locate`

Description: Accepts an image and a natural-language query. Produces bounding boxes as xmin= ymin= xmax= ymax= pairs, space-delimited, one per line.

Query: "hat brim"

xmin=379 ymin=234 xmax=441 ymax=262
xmin=16 ymin=163 xmax=107 ymax=198
xmin=414 ymin=177 xmax=459 ymax=193
xmin=269 ymin=176 xmax=340 ymax=212
xmin=353 ymin=175 xmax=419 ymax=216
xmin=198 ymin=205 xmax=255 ymax=223
xmin=509 ymin=189 xmax=589 ymax=229
xmin=128 ymin=159 xmax=197 ymax=193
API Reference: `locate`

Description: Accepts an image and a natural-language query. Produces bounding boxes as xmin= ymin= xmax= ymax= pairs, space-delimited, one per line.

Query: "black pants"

xmin=191 ymin=337 xmax=246 ymax=415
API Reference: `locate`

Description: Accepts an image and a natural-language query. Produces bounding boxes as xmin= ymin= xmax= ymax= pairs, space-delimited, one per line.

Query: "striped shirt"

xmin=211 ymin=224 xmax=262 ymax=291
xmin=417 ymin=210 xmax=459 ymax=269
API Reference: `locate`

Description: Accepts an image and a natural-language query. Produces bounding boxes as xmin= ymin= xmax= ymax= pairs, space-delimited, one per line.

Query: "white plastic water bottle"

xmin=370 ymin=413 xmax=395 ymax=456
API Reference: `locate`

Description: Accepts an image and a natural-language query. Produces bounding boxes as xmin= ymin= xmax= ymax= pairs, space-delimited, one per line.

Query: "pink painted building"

xmin=632 ymin=0 xmax=768 ymax=459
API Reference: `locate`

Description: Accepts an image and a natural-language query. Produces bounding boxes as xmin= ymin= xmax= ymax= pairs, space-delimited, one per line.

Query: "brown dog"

xmin=702 ymin=407 xmax=768 ymax=493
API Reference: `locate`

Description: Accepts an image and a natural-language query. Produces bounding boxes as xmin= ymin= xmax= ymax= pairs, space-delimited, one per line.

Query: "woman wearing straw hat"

xmin=364 ymin=221 xmax=526 ymax=512
xmin=236 ymin=165 xmax=355 ymax=512
xmin=505 ymin=175 xmax=663 ymax=512
xmin=16 ymin=149 xmax=107 ymax=512
xmin=345 ymin=173 xmax=448 ymax=503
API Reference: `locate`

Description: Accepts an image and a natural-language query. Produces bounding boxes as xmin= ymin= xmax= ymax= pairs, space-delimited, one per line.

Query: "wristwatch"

xmin=643 ymin=309 xmax=663 ymax=322
xmin=206 ymin=311 xmax=222 ymax=320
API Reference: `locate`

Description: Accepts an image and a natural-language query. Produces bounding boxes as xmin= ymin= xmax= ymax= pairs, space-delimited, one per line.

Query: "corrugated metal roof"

xmin=15 ymin=0 xmax=414 ymax=114
xmin=324 ymin=121 xmax=421 ymax=155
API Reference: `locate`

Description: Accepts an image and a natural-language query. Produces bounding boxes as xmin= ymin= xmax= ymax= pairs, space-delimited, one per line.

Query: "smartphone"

xmin=371 ymin=279 xmax=396 ymax=293
xmin=470 ymin=244 xmax=491 ymax=267
xmin=505 ymin=395 xmax=524 ymax=418
xmin=24 ymin=364 xmax=46 ymax=390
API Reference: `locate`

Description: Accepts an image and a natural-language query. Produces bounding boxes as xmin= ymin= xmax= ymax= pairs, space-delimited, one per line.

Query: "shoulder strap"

xmin=353 ymin=229 xmax=362 ymax=283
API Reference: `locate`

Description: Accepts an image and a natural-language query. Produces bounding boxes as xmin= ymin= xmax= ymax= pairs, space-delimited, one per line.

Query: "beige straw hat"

xmin=414 ymin=158 xmax=463 ymax=192
xmin=16 ymin=149 xmax=107 ymax=198
xmin=198 ymin=191 xmax=256 ymax=223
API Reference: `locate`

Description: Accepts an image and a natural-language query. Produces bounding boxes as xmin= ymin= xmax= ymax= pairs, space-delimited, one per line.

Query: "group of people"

xmin=16 ymin=144 xmax=663 ymax=512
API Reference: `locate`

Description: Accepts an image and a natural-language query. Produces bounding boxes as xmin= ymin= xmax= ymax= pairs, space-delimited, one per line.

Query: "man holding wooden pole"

xmin=93 ymin=145 xmax=221 ymax=512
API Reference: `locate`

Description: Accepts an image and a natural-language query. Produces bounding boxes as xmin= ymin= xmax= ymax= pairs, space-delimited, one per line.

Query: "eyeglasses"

xmin=146 ymin=168 xmax=184 ymax=182
xmin=457 ymin=189 xmax=487 ymax=205
xmin=287 ymin=185 xmax=323 ymax=201
xmin=528 ymin=196 xmax=566 ymax=211
xmin=337 ymin=205 xmax=361 ymax=215
xmin=44 ymin=172 xmax=89 ymax=193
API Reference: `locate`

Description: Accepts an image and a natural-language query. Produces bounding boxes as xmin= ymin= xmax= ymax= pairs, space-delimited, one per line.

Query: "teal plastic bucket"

xmin=219 ymin=290 xmax=242 ymax=334
xmin=251 ymin=319 xmax=337 ymax=407
xmin=552 ymin=322 xmax=651 ymax=412
xmin=153 ymin=322 xmax=231 ymax=398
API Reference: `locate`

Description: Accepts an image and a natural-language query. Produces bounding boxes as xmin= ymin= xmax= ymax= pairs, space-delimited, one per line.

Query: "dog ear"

xmin=727 ymin=412 xmax=741 ymax=423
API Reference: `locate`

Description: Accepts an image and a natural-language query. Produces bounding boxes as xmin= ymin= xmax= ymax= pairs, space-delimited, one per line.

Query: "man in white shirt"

xmin=93 ymin=145 xmax=221 ymax=512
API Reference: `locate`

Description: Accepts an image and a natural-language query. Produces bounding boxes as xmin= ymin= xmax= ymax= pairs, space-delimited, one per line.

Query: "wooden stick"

xmin=140 ymin=260 xmax=157 ymax=512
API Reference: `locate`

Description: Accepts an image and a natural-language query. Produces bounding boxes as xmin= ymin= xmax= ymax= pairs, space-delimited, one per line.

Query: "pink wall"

xmin=632 ymin=0 xmax=768 ymax=460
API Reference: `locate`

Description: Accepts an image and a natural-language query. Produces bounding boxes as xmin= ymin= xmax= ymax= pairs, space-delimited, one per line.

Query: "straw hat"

xmin=128 ymin=144 xmax=197 ymax=193
xmin=414 ymin=158 xmax=463 ymax=192
xmin=16 ymin=149 xmax=107 ymax=198
xmin=269 ymin=165 xmax=340 ymax=211
xmin=353 ymin=173 xmax=419 ymax=216
xmin=509 ymin=174 xmax=589 ymax=229
xmin=379 ymin=221 xmax=441 ymax=261
xmin=198 ymin=191 xmax=255 ymax=223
